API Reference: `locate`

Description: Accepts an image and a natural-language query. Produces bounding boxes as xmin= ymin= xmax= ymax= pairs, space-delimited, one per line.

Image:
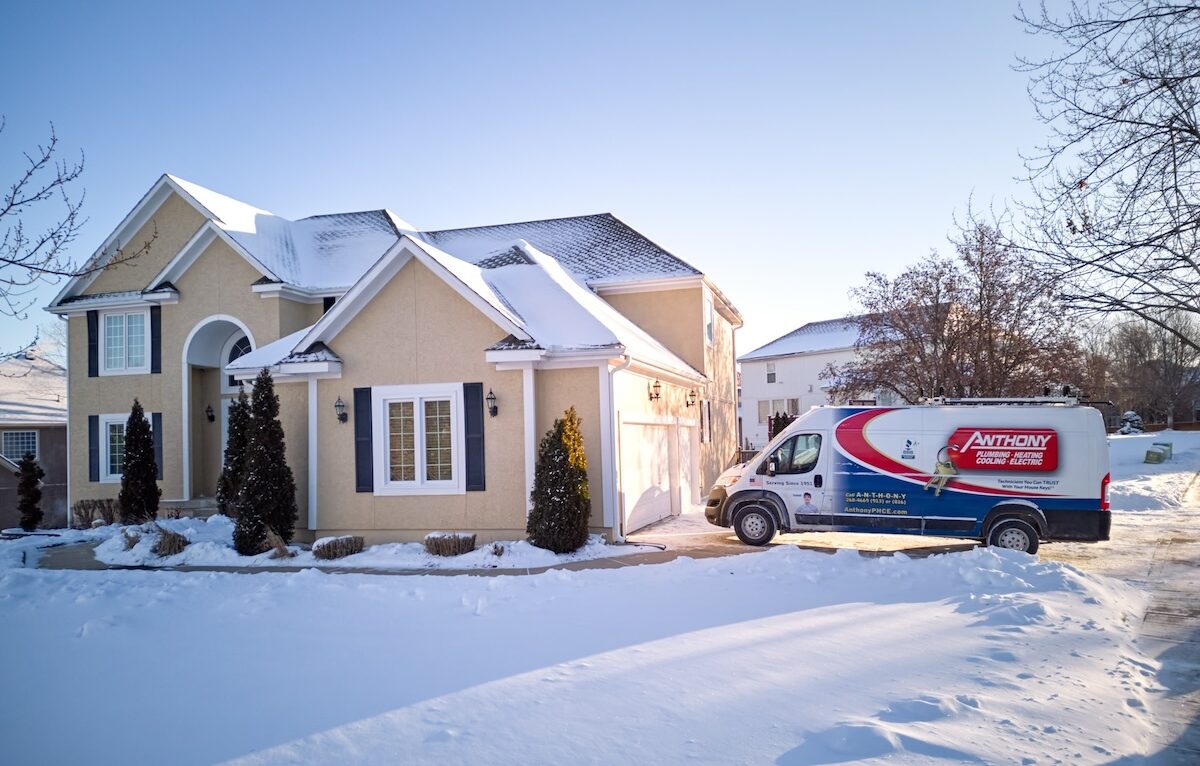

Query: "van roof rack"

xmin=919 ymin=396 xmax=1079 ymax=406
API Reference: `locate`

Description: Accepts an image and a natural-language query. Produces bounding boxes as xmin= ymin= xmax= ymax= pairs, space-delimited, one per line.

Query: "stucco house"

xmin=0 ymin=350 xmax=68 ymax=528
xmin=46 ymin=175 xmax=741 ymax=541
xmin=738 ymin=315 xmax=896 ymax=449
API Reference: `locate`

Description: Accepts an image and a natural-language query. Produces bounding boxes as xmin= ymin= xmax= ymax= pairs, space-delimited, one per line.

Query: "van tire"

xmin=734 ymin=504 xmax=778 ymax=546
xmin=987 ymin=519 xmax=1040 ymax=554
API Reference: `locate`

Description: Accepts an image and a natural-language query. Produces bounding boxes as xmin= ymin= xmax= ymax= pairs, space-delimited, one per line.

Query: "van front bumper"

xmin=705 ymin=487 xmax=731 ymax=527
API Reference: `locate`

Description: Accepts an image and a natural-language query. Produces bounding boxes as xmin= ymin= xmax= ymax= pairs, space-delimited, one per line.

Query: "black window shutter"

xmin=150 ymin=306 xmax=162 ymax=374
xmin=353 ymin=387 xmax=373 ymax=492
xmin=152 ymin=412 xmax=163 ymax=480
xmin=86 ymin=311 xmax=98 ymax=377
xmin=88 ymin=415 xmax=99 ymax=481
xmin=463 ymin=382 xmax=485 ymax=491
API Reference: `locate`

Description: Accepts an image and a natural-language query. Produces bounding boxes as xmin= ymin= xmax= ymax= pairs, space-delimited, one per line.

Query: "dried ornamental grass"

xmin=151 ymin=524 xmax=188 ymax=557
xmin=265 ymin=528 xmax=296 ymax=559
xmin=312 ymin=536 xmax=365 ymax=560
xmin=70 ymin=499 xmax=119 ymax=529
xmin=424 ymin=532 xmax=476 ymax=557
xmin=122 ymin=529 xmax=141 ymax=551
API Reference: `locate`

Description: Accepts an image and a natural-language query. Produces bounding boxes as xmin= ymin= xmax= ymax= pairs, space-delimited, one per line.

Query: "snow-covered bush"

xmin=424 ymin=532 xmax=476 ymax=557
xmin=16 ymin=452 xmax=44 ymax=532
xmin=313 ymin=535 xmax=365 ymax=560
xmin=1118 ymin=410 xmax=1145 ymax=435
xmin=527 ymin=406 xmax=591 ymax=554
xmin=118 ymin=399 xmax=160 ymax=524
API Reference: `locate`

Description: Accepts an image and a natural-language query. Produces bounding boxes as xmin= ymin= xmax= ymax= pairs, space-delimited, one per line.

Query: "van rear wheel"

xmin=987 ymin=519 xmax=1040 ymax=554
xmin=734 ymin=504 xmax=778 ymax=546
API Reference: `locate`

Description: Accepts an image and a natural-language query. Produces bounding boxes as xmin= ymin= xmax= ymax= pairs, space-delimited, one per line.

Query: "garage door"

xmin=620 ymin=422 xmax=676 ymax=534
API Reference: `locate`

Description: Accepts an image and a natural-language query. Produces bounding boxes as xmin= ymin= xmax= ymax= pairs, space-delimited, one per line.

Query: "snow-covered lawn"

xmin=0 ymin=544 xmax=1158 ymax=765
xmin=87 ymin=515 xmax=647 ymax=571
xmin=0 ymin=525 xmax=120 ymax=569
xmin=1 ymin=430 xmax=1195 ymax=764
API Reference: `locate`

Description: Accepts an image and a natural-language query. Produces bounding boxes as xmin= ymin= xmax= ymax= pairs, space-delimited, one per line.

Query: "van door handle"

xmin=814 ymin=474 xmax=823 ymax=488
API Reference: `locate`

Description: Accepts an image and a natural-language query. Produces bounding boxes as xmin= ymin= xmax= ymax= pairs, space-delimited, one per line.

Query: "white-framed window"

xmin=757 ymin=400 xmax=769 ymax=425
xmin=704 ymin=294 xmax=715 ymax=346
xmin=100 ymin=308 xmax=150 ymax=375
xmin=1 ymin=430 xmax=37 ymax=460
xmin=372 ymin=383 xmax=464 ymax=495
xmin=766 ymin=362 xmax=776 ymax=384
xmin=99 ymin=413 xmax=127 ymax=482
xmin=700 ymin=401 xmax=713 ymax=443
xmin=221 ymin=332 xmax=253 ymax=392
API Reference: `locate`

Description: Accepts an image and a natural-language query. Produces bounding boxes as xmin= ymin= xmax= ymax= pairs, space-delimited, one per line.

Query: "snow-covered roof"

xmin=0 ymin=351 xmax=67 ymax=426
xmin=739 ymin=317 xmax=862 ymax=362
xmin=170 ymin=176 xmax=407 ymax=291
xmin=238 ymin=238 xmax=703 ymax=381
xmin=419 ymin=214 xmax=701 ymax=285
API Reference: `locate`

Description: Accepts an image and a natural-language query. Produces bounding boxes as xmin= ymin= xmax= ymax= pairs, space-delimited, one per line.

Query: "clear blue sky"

xmin=1 ymin=0 xmax=1044 ymax=354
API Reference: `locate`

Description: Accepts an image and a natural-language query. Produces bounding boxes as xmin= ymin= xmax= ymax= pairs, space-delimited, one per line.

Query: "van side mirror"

xmin=767 ymin=460 xmax=777 ymax=476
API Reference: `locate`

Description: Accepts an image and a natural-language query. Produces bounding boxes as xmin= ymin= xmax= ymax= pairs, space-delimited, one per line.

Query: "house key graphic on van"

xmin=923 ymin=445 xmax=958 ymax=496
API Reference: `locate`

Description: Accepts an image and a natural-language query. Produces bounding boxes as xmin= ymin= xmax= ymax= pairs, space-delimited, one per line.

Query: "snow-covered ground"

xmin=0 ymin=525 xmax=119 ymax=569
xmin=0 ymin=546 xmax=1155 ymax=765
xmin=88 ymin=515 xmax=648 ymax=570
xmin=1 ymin=430 xmax=1195 ymax=764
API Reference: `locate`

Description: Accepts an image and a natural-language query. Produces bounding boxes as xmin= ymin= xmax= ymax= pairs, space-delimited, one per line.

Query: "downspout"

xmin=605 ymin=355 xmax=632 ymax=542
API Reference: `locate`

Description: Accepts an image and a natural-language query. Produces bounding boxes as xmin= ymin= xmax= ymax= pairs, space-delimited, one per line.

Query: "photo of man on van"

xmin=797 ymin=492 xmax=819 ymax=514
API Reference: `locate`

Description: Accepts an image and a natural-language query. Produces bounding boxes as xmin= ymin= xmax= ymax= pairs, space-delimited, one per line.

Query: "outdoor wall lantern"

xmin=334 ymin=396 xmax=348 ymax=423
xmin=205 ymin=405 xmax=215 ymax=423
xmin=647 ymin=380 xmax=662 ymax=402
xmin=686 ymin=389 xmax=698 ymax=407
xmin=486 ymin=389 xmax=498 ymax=417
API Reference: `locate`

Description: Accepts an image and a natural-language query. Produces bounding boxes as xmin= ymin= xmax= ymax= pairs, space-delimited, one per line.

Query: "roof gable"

xmin=739 ymin=316 xmax=863 ymax=362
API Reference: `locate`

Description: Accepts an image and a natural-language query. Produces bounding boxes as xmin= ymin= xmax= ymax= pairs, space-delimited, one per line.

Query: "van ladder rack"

xmin=919 ymin=396 xmax=1079 ymax=406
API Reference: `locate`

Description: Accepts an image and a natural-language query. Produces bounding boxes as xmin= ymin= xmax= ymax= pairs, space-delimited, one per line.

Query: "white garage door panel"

xmin=621 ymin=423 xmax=674 ymax=533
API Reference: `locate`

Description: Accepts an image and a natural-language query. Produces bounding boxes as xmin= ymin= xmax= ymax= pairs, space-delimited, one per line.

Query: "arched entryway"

xmin=181 ymin=316 xmax=255 ymax=500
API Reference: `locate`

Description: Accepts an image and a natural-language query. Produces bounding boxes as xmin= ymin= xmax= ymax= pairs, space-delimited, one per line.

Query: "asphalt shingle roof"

xmin=420 ymin=214 xmax=701 ymax=284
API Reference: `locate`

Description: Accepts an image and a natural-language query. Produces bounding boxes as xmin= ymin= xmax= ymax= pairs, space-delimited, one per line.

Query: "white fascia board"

xmin=144 ymin=224 xmax=218 ymax=290
xmin=231 ymin=361 xmax=341 ymax=380
xmin=46 ymin=295 xmax=157 ymax=315
xmin=626 ymin=356 xmax=707 ymax=387
xmin=703 ymin=277 xmax=743 ymax=327
xmin=591 ymin=275 xmax=702 ymax=295
xmin=50 ymin=176 xmax=175 ymax=306
xmin=737 ymin=346 xmax=856 ymax=364
xmin=252 ymin=283 xmax=347 ymax=303
xmin=403 ymin=237 xmax=530 ymax=341
xmin=484 ymin=349 xmax=546 ymax=364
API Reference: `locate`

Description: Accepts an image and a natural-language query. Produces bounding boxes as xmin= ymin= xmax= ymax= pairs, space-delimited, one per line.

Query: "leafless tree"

xmin=825 ymin=224 xmax=1082 ymax=403
xmin=1017 ymin=2 xmax=1200 ymax=349
xmin=0 ymin=118 xmax=154 ymax=361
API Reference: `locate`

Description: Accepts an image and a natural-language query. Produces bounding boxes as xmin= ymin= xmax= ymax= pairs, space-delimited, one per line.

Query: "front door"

xmin=760 ymin=432 xmax=829 ymax=529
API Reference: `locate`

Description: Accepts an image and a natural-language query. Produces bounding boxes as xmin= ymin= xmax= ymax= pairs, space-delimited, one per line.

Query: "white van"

xmin=706 ymin=399 xmax=1111 ymax=553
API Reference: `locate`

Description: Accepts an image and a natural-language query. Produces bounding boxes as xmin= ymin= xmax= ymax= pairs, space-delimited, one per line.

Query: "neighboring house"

xmin=46 ymin=175 xmax=741 ymax=541
xmin=738 ymin=315 xmax=895 ymax=449
xmin=0 ymin=351 xmax=68 ymax=528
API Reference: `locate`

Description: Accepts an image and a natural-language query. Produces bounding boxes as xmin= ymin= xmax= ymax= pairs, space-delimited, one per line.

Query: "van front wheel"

xmin=987 ymin=519 xmax=1040 ymax=554
xmin=734 ymin=505 xmax=778 ymax=546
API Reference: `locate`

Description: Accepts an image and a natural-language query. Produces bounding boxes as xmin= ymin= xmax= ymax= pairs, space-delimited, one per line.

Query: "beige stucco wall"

xmin=603 ymin=287 xmax=705 ymax=372
xmin=535 ymin=366 xmax=604 ymax=532
xmin=68 ymin=219 xmax=309 ymax=521
xmin=312 ymin=257 xmax=528 ymax=543
xmin=82 ymin=192 xmax=207 ymax=296
xmin=600 ymin=285 xmax=738 ymax=491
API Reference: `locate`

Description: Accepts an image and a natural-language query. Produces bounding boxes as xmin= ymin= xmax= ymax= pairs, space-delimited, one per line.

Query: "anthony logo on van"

xmin=947 ymin=428 xmax=1059 ymax=471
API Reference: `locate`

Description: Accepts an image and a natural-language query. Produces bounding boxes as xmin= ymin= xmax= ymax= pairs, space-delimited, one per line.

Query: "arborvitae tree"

xmin=118 ymin=399 xmax=159 ymax=524
xmin=16 ymin=452 xmax=44 ymax=531
xmin=768 ymin=412 xmax=796 ymax=440
xmin=216 ymin=384 xmax=250 ymax=516
xmin=233 ymin=369 xmax=297 ymax=554
xmin=527 ymin=406 xmax=591 ymax=553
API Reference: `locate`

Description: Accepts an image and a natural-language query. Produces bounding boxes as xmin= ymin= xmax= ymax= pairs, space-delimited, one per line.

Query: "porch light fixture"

xmin=647 ymin=380 xmax=662 ymax=402
xmin=486 ymin=389 xmax=498 ymax=417
xmin=686 ymin=389 xmax=698 ymax=407
xmin=334 ymin=396 xmax=348 ymax=423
